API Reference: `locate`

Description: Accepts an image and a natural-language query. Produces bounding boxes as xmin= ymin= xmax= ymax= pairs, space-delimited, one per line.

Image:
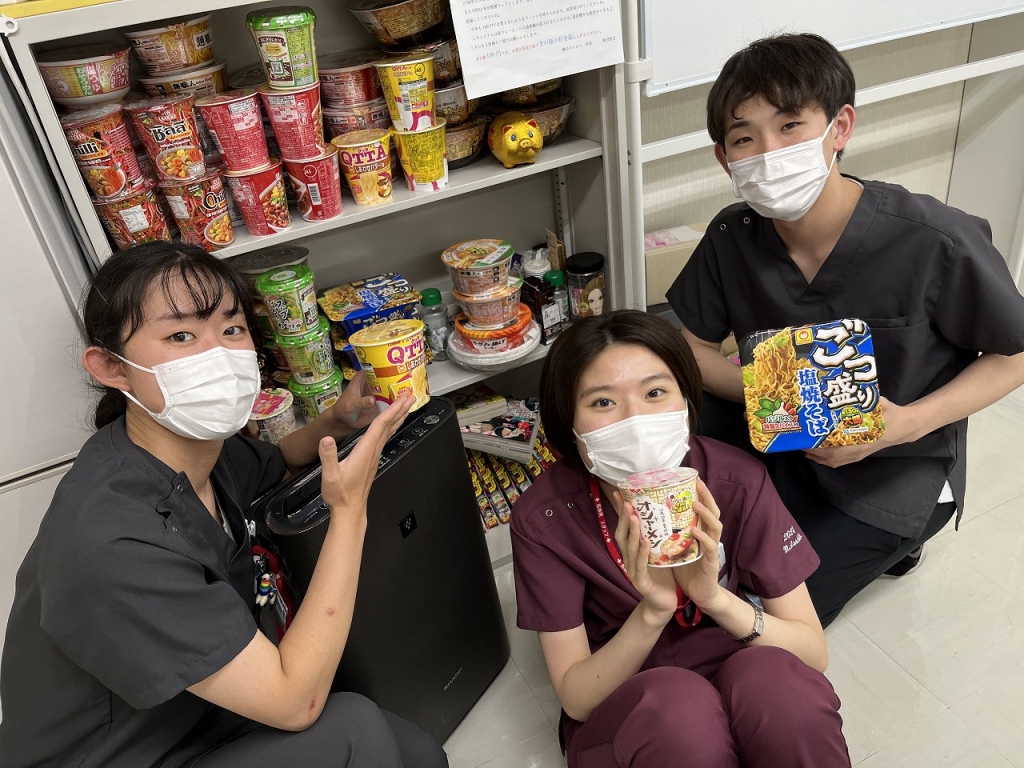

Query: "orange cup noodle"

xmin=122 ymin=14 xmax=215 ymax=76
xmin=332 ymin=128 xmax=394 ymax=206
xmin=348 ymin=319 xmax=430 ymax=412
xmin=60 ymin=104 xmax=145 ymax=199
xmin=617 ymin=467 xmax=702 ymax=568
xmin=256 ymin=82 xmax=325 ymax=162
xmin=392 ymin=119 xmax=448 ymax=192
xmin=454 ymin=303 xmax=533 ymax=353
xmin=441 ymin=239 xmax=515 ymax=295
xmin=322 ymin=97 xmax=392 ymax=138
xmin=374 ymin=53 xmax=435 ymax=132
xmin=138 ymin=59 xmax=228 ymax=100
xmin=158 ymin=170 xmax=234 ymax=252
xmin=283 ymin=144 xmax=344 ymax=222
xmin=124 ymin=94 xmax=206 ymax=181
xmin=318 ymin=50 xmax=384 ymax=107
xmin=195 ymin=89 xmax=271 ymax=173
xmin=92 ymin=178 xmax=172 ymax=250
xmin=453 ymin=275 xmax=523 ymax=330
xmin=224 ymin=159 xmax=291 ymax=237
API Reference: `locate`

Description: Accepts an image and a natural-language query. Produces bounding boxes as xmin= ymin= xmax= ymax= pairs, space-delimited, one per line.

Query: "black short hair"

xmin=707 ymin=33 xmax=855 ymax=155
xmin=539 ymin=310 xmax=702 ymax=469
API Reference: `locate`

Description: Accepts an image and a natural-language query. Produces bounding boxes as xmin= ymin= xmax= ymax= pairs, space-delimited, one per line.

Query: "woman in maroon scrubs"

xmin=511 ymin=310 xmax=850 ymax=768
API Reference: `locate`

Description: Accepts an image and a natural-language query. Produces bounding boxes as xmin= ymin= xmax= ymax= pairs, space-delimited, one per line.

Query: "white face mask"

xmin=575 ymin=410 xmax=690 ymax=486
xmin=114 ymin=347 xmax=260 ymax=441
xmin=727 ymin=119 xmax=836 ymax=222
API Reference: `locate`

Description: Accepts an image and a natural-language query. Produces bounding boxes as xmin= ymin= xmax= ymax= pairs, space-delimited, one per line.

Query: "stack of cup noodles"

xmin=253 ymin=263 xmax=344 ymax=421
xmin=442 ymin=239 xmax=543 ymax=368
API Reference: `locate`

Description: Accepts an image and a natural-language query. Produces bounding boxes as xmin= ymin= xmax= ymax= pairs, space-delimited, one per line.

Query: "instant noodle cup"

xmin=351 ymin=0 xmax=445 ymax=47
xmin=60 ymin=105 xmax=144 ymax=199
xmin=247 ymin=388 xmax=297 ymax=443
xmin=257 ymin=82 xmax=325 ymax=161
xmin=445 ymin=115 xmax=487 ymax=170
xmin=195 ymin=89 xmax=270 ymax=172
xmin=254 ymin=301 xmax=277 ymax=340
xmin=37 ymin=44 xmax=131 ymax=107
xmin=442 ymin=239 xmax=515 ymax=294
xmin=384 ymin=37 xmax=460 ymax=85
xmin=323 ymin=98 xmax=391 ymax=137
xmin=454 ymin=303 xmax=533 ymax=352
xmin=318 ymin=272 xmax=421 ymax=337
xmin=124 ymin=94 xmax=206 ymax=181
xmin=740 ymin=320 xmax=886 ymax=453
xmin=138 ymin=60 xmax=228 ymax=99
xmin=122 ymin=15 xmax=215 ymax=76
xmin=393 ymin=119 xmax=447 ymax=192
xmin=617 ymin=467 xmax=702 ymax=568
xmin=453 ymin=275 xmax=523 ymax=330
xmin=228 ymin=62 xmax=268 ymax=90
xmin=501 ymin=78 xmax=562 ymax=106
xmin=158 ymin=170 xmax=234 ymax=252
xmin=246 ymin=7 xmax=319 ymax=90
xmin=229 ymin=245 xmax=310 ymax=293
xmin=332 ymin=128 xmax=393 ymax=206
xmin=318 ymin=51 xmax=384 ymax=107
xmin=374 ymin=53 xmax=435 ymax=132
xmin=435 ymin=80 xmax=477 ymax=127
xmin=283 ymin=144 xmax=343 ymax=222
xmin=92 ymin=179 xmax=172 ymax=250
xmin=255 ymin=264 xmax=319 ymax=336
xmin=289 ymin=369 xmax=344 ymax=420
xmin=276 ymin=316 xmax=336 ymax=385
xmin=224 ymin=160 xmax=291 ymax=236
xmin=348 ymin=319 xmax=429 ymax=412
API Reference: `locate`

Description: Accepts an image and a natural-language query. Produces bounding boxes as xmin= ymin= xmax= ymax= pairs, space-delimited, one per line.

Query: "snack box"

xmin=318 ymin=272 xmax=421 ymax=337
xmin=467 ymin=455 xmax=500 ymax=529
xmin=470 ymin=452 xmax=512 ymax=525
xmin=739 ymin=319 xmax=885 ymax=453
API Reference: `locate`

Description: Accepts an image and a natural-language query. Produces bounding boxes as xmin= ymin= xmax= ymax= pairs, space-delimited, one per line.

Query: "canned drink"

xmin=374 ymin=53 xmax=435 ymax=132
xmin=246 ymin=7 xmax=319 ymax=90
xmin=283 ymin=144 xmax=343 ymax=221
xmin=195 ymin=89 xmax=270 ymax=172
xmin=92 ymin=179 xmax=172 ymax=250
xmin=318 ymin=50 xmax=383 ymax=107
xmin=122 ymin=15 xmax=215 ymax=76
xmin=257 ymin=82 xmax=324 ymax=161
xmin=158 ymin=170 xmax=234 ymax=252
xmin=276 ymin=317 xmax=336 ymax=384
xmin=124 ymin=94 xmax=206 ymax=181
xmin=224 ymin=160 xmax=291 ymax=236
xmin=255 ymin=264 xmax=319 ymax=336
xmin=60 ymin=104 xmax=144 ymax=199
xmin=289 ymin=369 xmax=344 ymax=420
xmin=332 ymin=129 xmax=393 ymax=206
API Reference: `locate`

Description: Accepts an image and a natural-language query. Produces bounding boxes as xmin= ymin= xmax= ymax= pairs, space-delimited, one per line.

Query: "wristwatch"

xmin=737 ymin=603 xmax=764 ymax=643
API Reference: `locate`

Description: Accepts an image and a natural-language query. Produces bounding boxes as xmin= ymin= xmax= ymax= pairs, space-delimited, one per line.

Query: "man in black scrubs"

xmin=669 ymin=33 xmax=1024 ymax=627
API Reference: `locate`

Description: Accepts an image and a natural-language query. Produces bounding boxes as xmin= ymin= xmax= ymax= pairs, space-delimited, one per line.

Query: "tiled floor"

xmin=443 ymin=389 xmax=1024 ymax=767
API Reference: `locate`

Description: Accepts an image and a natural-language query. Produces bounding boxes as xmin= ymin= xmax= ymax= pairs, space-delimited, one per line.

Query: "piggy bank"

xmin=488 ymin=112 xmax=544 ymax=169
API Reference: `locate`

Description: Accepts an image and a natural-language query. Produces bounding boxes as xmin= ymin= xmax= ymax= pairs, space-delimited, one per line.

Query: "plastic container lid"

xmin=58 ymin=103 xmax=123 ymax=128
xmin=441 ymin=239 xmax=515 ymax=270
xmin=250 ymin=388 xmax=294 ymax=419
xmin=565 ymin=251 xmax=605 ymax=275
xmin=230 ymin=246 xmax=309 ymax=275
xmin=318 ymin=50 xmax=383 ymax=72
xmin=522 ymin=253 xmax=551 ymax=278
xmin=289 ymin=369 xmax=343 ymax=396
xmin=543 ymin=270 xmax=565 ymax=287
xmin=255 ymin=264 xmax=316 ymax=294
xmin=420 ymin=288 xmax=443 ymax=307
xmin=246 ymin=7 xmax=317 ymax=30
xmin=275 ymin=316 xmax=330 ymax=347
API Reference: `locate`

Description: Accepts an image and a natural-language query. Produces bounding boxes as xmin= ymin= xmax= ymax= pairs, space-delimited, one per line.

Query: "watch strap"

xmin=738 ymin=603 xmax=764 ymax=643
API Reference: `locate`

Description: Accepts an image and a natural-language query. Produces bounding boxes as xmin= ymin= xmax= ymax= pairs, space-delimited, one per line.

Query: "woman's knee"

xmin=717 ymin=646 xmax=840 ymax=715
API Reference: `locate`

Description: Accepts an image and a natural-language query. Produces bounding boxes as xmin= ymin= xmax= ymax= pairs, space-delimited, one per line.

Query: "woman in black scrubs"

xmin=0 ymin=243 xmax=449 ymax=768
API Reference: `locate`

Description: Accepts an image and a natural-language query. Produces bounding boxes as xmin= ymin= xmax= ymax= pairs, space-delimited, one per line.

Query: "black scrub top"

xmin=0 ymin=416 xmax=287 ymax=768
xmin=669 ymin=177 xmax=1024 ymax=538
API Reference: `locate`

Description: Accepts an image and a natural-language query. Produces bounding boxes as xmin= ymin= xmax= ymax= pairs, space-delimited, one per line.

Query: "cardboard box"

xmin=644 ymin=223 xmax=707 ymax=305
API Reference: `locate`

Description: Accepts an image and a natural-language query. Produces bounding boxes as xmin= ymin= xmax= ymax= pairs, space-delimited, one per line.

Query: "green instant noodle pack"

xmin=739 ymin=319 xmax=886 ymax=453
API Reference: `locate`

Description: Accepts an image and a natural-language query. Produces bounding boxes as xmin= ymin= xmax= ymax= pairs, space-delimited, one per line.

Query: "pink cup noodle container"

xmin=196 ymin=89 xmax=271 ymax=172
xmin=322 ymin=97 xmax=392 ymax=137
xmin=318 ymin=50 xmax=384 ymax=107
xmin=257 ymin=82 xmax=325 ymax=161
xmin=246 ymin=388 xmax=297 ymax=443
xmin=442 ymin=239 xmax=515 ymax=295
xmin=223 ymin=159 xmax=291 ymax=236
xmin=453 ymin=275 xmax=523 ymax=330
xmin=282 ymin=144 xmax=344 ymax=222
xmin=617 ymin=467 xmax=702 ymax=568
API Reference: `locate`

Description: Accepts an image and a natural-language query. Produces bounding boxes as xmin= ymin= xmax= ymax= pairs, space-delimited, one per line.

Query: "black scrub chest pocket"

xmin=861 ymin=318 xmax=936 ymax=406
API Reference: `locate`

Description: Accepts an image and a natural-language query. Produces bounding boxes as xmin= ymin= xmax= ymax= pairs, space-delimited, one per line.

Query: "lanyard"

xmin=589 ymin=477 xmax=701 ymax=627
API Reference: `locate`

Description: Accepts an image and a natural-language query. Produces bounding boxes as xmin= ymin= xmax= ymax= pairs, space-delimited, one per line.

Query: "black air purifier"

xmin=255 ymin=397 xmax=510 ymax=743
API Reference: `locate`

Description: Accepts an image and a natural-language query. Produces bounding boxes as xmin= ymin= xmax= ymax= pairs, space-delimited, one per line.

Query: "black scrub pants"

xmin=178 ymin=693 xmax=448 ymax=768
xmin=699 ymin=393 xmax=955 ymax=629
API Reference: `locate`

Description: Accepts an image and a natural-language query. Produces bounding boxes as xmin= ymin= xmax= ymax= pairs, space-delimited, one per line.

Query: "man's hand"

xmin=326 ymin=371 xmax=379 ymax=432
xmin=804 ymin=397 xmax=920 ymax=468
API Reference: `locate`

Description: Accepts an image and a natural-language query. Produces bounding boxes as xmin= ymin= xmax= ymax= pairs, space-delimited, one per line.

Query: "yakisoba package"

xmin=740 ymin=319 xmax=886 ymax=453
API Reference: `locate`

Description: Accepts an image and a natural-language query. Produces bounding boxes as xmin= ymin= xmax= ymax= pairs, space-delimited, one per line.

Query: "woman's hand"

xmin=611 ymin=490 xmax=679 ymax=626
xmin=326 ymin=371 xmax=379 ymax=433
xmin=318 ymin=395 xmax=413 ymax=523
xmin=672 ymin=480 xmax=726 ymax=612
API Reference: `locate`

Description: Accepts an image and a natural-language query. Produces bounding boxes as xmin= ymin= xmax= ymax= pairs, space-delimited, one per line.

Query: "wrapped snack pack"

xmin=318 ymin=272 xmax=421 ymax=337
xmin=740 ymin=319 xmax=885 ymax=453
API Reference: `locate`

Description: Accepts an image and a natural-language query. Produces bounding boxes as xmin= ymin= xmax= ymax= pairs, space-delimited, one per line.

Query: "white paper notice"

xmin=451 ymin=0 xmax=625 ymax=99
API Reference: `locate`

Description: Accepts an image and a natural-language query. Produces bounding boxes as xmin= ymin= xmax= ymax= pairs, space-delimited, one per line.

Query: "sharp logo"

xmin=443 ymin=667 xmax=463 ymax=692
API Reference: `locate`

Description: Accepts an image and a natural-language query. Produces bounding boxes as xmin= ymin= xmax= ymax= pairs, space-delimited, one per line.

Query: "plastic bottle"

xmin=418 ymin=288 xmax=449 ymax=362
xmin=543 ymin=270 xmax=570 ymax=324
xmin=522 ymin=249 xmax=552 ymax=280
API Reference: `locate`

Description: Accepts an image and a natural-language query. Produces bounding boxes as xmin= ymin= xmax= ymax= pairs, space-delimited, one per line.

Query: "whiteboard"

xmin=642 ymin=1 xmax=1024 ymax=96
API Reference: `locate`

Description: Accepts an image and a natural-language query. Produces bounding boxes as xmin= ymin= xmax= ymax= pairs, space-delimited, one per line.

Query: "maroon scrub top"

xmin=512 ymin=435 xmax=820 ymax=680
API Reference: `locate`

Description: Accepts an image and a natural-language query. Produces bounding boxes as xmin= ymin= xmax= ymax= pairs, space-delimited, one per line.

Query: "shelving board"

xmin=427 ymin=343 xmax=550 ymax=396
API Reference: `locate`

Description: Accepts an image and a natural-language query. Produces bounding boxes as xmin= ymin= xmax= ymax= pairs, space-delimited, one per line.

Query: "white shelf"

xmin=427 ymin=343 xmax=551 ymax=396
xmin=214 ymin=136 xmax=602 ymax=259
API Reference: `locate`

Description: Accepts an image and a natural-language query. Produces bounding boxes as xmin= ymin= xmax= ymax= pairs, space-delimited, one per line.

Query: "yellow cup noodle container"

xmin=348 ymin=319 xmax=429 ymax=412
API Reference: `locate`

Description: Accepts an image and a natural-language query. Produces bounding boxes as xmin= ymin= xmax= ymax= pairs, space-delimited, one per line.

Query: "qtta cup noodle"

xmin=224 ymin=160 xmax=291 ymax=237
xmin=617 ymin=467 xmax=702 ymax=568
xmin=60 ymin=104 xmax=144 ymax=200
xmin=374 ymin=53 xmax=436 ymax=132
xmin=283 ymin=144 xmax=343 ymax=222
xmin=257 ymin=82 xmax=325 ymax=162
xmin=348 ymin=319 xmax=430 ymax=412
xmin=332 ymin=128 xmax=393 ymax=206
xmin=125 ymin=94 xmax=206 ymax=182
xmin=158 ymin=170 xmax=234 ymax=252
xmin=195 ymin=89 xmax=270 ymax=173
xmin=92 ymin=178 xmax=172 ymax=250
